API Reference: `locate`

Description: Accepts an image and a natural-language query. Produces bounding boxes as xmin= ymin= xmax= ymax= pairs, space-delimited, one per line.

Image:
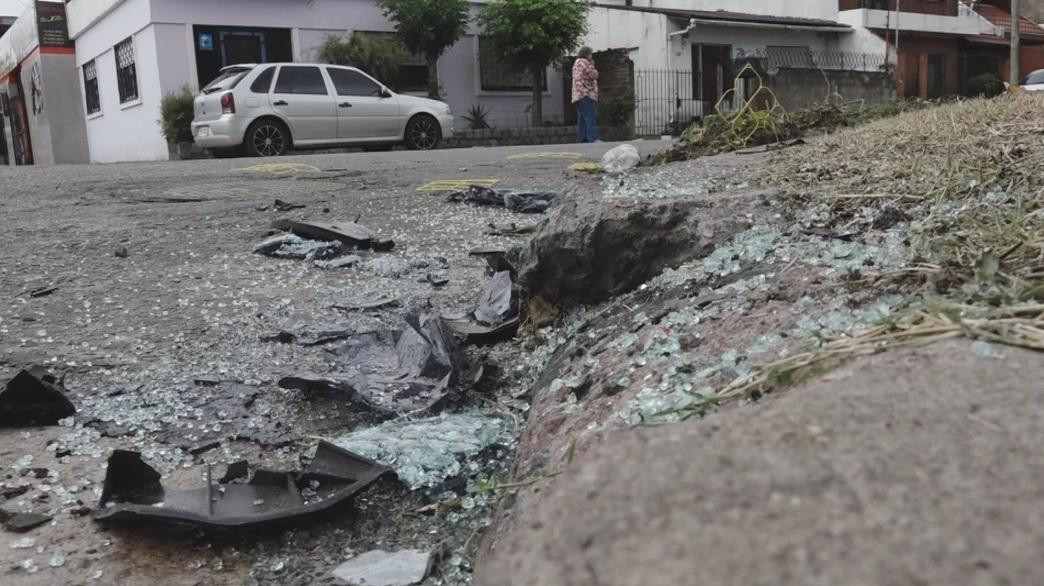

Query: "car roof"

xmin=221 ymin=63 xmax=364 ymax=71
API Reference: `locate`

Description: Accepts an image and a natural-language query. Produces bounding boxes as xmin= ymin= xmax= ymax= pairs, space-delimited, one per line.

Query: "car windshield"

xmin=202 ymin=68 xmax=252 ymax=94
xmin=1022 ymin=70 xmax=1044 ymax=85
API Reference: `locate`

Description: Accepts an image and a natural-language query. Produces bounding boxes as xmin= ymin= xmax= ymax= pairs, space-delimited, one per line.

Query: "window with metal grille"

xmin=478 ymin=37 xmax=546 ymax=92
xmin=83 ymin=60 xmax=101 ymax=114
xmin=115 ymin=38 xmax=138 ymax=103
xmin=356 ymin=31 xmax=429 ymax=92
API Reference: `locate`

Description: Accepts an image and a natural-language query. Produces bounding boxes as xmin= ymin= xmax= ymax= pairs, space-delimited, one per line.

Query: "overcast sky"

xmin=0 ymin=0 xmax=33 ymax=18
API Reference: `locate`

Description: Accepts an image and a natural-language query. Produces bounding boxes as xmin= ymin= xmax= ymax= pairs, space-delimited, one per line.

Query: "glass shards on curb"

xmin=331 ymin=549 xmax=433 ymax=586
xmin=279 ymin=312 xmax=480 ymax=416
xmin=446 ymin=186 xmax=557 ymax=213
xmin=0 ymin=367 xmax=76 ymax=427
xmin=326 ymin=411 xmax=506 ymax=489
xmin=93 ymin=441 xmax=390 ymax=529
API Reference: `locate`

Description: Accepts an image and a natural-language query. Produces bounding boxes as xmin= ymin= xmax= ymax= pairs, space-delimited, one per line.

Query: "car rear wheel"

xmin=404 ymin=115 xmax=441 ymax=150
xmin=245 ymin=119 xmax=290 ymax=157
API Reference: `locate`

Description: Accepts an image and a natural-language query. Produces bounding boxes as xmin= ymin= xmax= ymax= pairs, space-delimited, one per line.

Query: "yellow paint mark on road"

xmin=507 ymin=152 xmax=584 ymax=160
xmin=235 ymin=163 xmax=322 ymax=176
xmin=416 ymin=179 xmax=501 ymax=192
xmin=568 ymin=162 xmax=602 ymax=173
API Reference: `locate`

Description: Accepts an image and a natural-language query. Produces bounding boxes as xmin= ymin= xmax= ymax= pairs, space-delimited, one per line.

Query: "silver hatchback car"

xmin=191 ymin=63 xmax=454 ymax=156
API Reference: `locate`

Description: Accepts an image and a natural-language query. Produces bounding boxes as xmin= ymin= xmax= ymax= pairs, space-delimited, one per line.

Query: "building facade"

xmin=66 ymin=0 xmax=568 ymax=163
xmin=0 ymin=1 xmax=89 ymax=166
xmin=583 ymin=0 xmax=1026 ymax=134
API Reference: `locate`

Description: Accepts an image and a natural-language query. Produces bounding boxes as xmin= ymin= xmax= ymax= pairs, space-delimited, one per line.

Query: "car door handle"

xmin=339 ymin=102 xmax=352 ymax=108
xmin=273 ymin=100 xmax=288 ymax=106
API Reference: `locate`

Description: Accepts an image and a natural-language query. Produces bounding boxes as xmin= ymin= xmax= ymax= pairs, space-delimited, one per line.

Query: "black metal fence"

xmin=634 ymin=69 xmax=703 ymax=137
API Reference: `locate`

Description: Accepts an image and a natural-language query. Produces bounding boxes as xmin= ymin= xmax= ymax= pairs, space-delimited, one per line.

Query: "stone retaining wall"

xmin=170 ymin=125 xmax=635 ymax=160
xmin=444 ymin=125 xmax=632 ymax=149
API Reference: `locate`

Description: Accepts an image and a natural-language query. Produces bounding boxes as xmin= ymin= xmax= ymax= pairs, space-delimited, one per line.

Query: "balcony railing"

xmin=853 ymin=0 xmax=956 ymax=17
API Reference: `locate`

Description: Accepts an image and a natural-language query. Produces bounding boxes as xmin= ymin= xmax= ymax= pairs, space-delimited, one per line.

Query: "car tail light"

xmin=221 ymin=92 xmax=235 ymax=114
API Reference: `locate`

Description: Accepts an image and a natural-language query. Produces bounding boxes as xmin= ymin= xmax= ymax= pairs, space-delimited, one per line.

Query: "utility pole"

xmin=1012 ymin=0 xmax=1021 ymax=87
xmin=895 ymin=0 xmax=902 ymax=96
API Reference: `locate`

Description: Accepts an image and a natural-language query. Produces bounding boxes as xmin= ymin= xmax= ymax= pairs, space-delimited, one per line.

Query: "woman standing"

xmin=572 ymin=47 xmax=600 ymax=143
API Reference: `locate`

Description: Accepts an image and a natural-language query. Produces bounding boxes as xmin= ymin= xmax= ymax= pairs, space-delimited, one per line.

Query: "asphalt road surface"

xmin=0 ymin=140 xmax=667 ymax=586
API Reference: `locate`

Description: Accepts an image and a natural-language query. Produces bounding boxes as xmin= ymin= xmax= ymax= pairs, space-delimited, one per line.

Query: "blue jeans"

xmin=576 ymin=97 xmax=599 ymax=143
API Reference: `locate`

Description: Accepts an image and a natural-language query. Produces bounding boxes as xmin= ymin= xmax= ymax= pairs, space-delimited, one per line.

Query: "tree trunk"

xmin=427 ymin=56 xmax=440 ymax=100
xmin=531 ymin=65 xmax=543 ymax=127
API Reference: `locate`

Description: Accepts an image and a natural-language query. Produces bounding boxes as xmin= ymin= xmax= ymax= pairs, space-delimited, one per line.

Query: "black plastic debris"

xmin=446 ymin=186 xmax=557 ymax=213
xmin=443 ymin=271 xmax=520 ymax=345
xmin=94 ymin=442 xmax=390 ymax=529
xmin=254 ymin=233 xmax=340 ymax=259
xmin=420 ymin=270 xmax=450 ymax=287
xmin=262 ymin=312 xmax=356 ymax=346
xmin=219 ymin=461 xmax=249 ymax=484
xmin=0 ymin=367 xmax=76 ymax=427
xmin=487 ymin=222 xmax=537 ymax=236
xmin=280 ymin=313 xmax=466 ymax=415
xmin=86 ymin=384 xmax=296 ymax=452
xmin=333 ymin=296 xmax=400 ymax=313
xmin=273 ymin=199 xmax=306 ymax=212
xmin=271 ymin=219 xmax=395 ymax=251
xmin=28 ymin=286 xmax=58 ymax=298
xmin=1 ymin=512 xmax=52 ymax=533
xmin=153 ymin=384 xmax=295 ymax=451
xmin=469 ymin=247 xmax=521 ymax=278
xmin=2 ymin=486 xmax=31 ymax=500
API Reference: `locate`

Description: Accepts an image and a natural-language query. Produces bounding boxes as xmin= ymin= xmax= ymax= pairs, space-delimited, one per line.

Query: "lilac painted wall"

xmin=69 ymin=0 xmax=566 ymax=162
xmin=146 ymin=0 xmax=565 ymax=128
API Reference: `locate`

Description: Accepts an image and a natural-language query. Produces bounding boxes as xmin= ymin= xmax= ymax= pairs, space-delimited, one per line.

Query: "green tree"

xmin=377 ymin=0 xmax=470 ymax=99
xmin=319 ymin=33 xmax=407 ymax=89
xmin=479 ymin=0 xmax=588 ymax=127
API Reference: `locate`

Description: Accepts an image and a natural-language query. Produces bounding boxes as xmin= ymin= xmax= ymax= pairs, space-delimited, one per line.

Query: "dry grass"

xmin=678 ymin=94 xmax=1044 ymax=414
xmin=716 ymin=302 xmax=1044 ymax=405
xmin=773 ymin=93 xmax=1044 ymax=201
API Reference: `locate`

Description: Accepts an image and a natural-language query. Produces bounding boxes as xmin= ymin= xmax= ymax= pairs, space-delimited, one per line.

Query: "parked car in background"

xmin=1021 ymin=69 xmax=1044 ymax=91
xmin=191 ymin=63 xmax=453 ymax=156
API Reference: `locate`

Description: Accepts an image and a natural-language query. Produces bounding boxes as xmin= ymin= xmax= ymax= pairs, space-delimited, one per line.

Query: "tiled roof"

xmin=589 ymin=4 xmax=850 ymax=30
xmin=973 ymin=2 xmax=1044 ymax=40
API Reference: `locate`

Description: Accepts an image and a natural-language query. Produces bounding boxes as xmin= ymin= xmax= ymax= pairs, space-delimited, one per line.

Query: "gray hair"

xmin=578 ymin=46 xmax=593 ymax=59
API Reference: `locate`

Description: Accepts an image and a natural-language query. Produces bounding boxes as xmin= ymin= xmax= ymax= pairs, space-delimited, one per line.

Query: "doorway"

xmin=6 ymin=72 xmax=33 ymax=165
xmin=926 ymin=54 xmax=945 ymax=99
xmin=194 ymin=25 xmax=292 ymax=87
xmin=692 ymin=44 xmax=732 ymax=109
xmin=221 ymin=32 xmax=268 ymax=68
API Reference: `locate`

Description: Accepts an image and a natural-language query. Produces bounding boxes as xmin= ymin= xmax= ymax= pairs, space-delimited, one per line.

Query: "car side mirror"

xmin=380 ymin=88 xmax=392 ymax=99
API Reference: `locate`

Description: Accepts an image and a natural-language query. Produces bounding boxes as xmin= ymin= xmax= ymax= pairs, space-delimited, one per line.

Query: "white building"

xmin=583 ymin=0 xmax=1001 ymax=134
xmin=66 ymin=0 xmax=569 ymax=163
xmin=0 ymin=1 xmax=89 ymax=166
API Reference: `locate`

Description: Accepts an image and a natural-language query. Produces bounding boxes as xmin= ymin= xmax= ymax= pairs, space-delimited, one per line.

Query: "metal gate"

xmin=634 ymin=69 xmax=702 ymax=137
xmin=8 ymin=76 xmax=33 ymax=166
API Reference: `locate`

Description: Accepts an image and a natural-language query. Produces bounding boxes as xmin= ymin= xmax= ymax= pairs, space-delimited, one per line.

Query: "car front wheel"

xmin=245 ymin=119 xmax=290 ymax=157
xmin=404 ymin=115 xmax=441 ymax=150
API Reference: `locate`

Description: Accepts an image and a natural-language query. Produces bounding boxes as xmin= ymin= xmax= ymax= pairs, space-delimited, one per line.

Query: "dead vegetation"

xmin=711 ymin=93 xmax=1044 ymax=407
xmin=651 ymin=64 xmax=928 ymax=164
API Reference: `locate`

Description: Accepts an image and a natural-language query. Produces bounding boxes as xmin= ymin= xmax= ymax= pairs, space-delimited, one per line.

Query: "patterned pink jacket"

xmin=571 ymin=58 xmax=599 ymax=103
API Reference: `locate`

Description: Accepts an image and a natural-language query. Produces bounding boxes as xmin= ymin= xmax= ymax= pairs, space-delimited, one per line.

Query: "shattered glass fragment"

xmin=326 ymin=412 xmax=506 ymax=489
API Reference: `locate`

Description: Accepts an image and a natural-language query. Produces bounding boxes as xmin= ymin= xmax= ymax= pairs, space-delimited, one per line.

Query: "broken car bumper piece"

xmin=93 ymin=441 xmax=390 ymax=528
xmin=270 ymin=219 xmax=394 ymax=251
xmin=0 ymin=367 xmax=76 ymax=426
